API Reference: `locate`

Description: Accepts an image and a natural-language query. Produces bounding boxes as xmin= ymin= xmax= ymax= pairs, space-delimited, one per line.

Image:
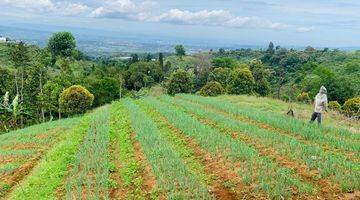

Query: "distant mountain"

xmin=1 ymin=24 xmax=359 ymax=57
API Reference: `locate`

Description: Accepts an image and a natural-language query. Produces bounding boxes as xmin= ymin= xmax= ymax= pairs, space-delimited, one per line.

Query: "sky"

xmin=0 ymin=0 xmax=360 ymax=47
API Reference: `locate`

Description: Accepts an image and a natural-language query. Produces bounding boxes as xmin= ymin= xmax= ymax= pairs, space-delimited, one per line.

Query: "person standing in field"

xmin=309 ymin=86 xmax=328 ymax=125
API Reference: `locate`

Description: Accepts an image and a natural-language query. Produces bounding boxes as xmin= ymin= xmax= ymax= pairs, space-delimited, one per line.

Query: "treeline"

xmin=1 ymin=33 xmax=359 ymax=133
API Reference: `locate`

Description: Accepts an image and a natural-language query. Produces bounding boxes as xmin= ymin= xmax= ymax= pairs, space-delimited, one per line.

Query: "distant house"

xmin=0 ymin=36 xmax=7 ymax=43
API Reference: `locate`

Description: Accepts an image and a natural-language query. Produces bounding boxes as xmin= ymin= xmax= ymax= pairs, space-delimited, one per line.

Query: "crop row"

xmin=7 ymin=115 xmax=90 ymax=200
xmin=180 ymin=94 xmax=359 ymax=157
xmin=220 ymin=95 xmax=360 ymax=140
xmin=165 ymin=95 xmax=360 ymax=193
xmin=142 ymin=96 xmax=314 ymax=199
xmin=124 ymin=99 xmax=211 ymax=199
xmin=0 ymin=117 xmax=81 ymax=198
xmin=65 ymin=106 xmax=111 ymax=199
xmin=109 ymin=102 xmax=143 ymax=199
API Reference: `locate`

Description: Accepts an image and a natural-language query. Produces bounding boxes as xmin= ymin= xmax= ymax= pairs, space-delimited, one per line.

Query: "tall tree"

xmin=47 ymin=32 xmax=76 ymax=59
xmin=175 ymin=45 xmax=186 ymax=58
xmin=9 ymin=42 xmax=30 ymax=127
xmin=159 ymin=52 xmax=164 ymax=69
xmin=249 ymin=59 xmax=270 ymax=96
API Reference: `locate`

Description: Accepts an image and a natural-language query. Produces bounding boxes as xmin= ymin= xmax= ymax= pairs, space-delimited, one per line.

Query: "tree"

xmin=130 ymin=54 xmax=139 ymax=63
xmin=159 ymin=52 xmax=164 ymax=68
xmin=212 ymin=57 xmax=237 ymax=68
xmin=227 ymin=68 xmax=255 ymax=95
xmin=208 ymin=67 xmax=231 ymax=87
xmin=47 ymin=32 xmax=76 ymax=58
xmin=167 ymin=70 xmax=193 ymax=95
xmin=249 ymin=60 xmax=270 ymax=96
xmin=145 ymin=54 xmax=152 ymax=62
xmin=126 ymin=61 xmax=163 ymax=90
xmin=218 ymin=48 xmax=225 ymax=55
xmin=199 ymin=81 xmax=225 ymax=96
xmin=164 ymin=61 xmax=171 ymax=75
xmin=175 ymin=45 xmax=186 ymax=58
xmin=262 ymin=42 xmax=275 ymax=63
xmin=85 ymin=77 xmax=119 ymax=107
xmin=9 ymin=41 xmax=30 ymax=127
xmin=59 ymin=85 xmax=94 ymax=115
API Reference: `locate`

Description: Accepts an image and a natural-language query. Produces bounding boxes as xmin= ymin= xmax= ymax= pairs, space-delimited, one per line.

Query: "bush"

xmin=342 ymin=97 xmax=360 ymax=118
xmin=226 ymin=68 xmax=255 ymax=95
xmin=167 ymin=70 xmax=193 ymax=95
xmin=208 ymin=67 xmax=231 ymax=87
xmin=296 ymin=92 xmax=311 ymax=103
xmin=199 ymin=81 xmax=225 ymax=96
xmin=328 ymin=101 xmax=341 ymax=111
xmin=59 ymin=85 xmax=94 ymax=115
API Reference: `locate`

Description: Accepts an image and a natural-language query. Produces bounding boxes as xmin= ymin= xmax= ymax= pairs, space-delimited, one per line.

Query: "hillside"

xmin=0 ymin=94 xmax=359 ymax=199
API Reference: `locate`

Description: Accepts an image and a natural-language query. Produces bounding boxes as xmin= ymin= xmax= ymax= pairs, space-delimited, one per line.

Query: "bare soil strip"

xmin=142 ymin=100 xmax=264 ymax=200
xmin=132 ymin=133 xmax=160 ymax=199
xmin=109 ymin=142 xmax=128 ymax=200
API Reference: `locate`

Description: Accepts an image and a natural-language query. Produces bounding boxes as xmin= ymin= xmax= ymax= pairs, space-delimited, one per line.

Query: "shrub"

xmin=59 ymin=85 xmax=94 ymax=115
xmin=342 ymin=97 xmax=360 ymax=118
xmin=208 ymin=67 xmax=231 ymax=87
xmin=199 ymin=81 xmax=225 ymax=96
xmin=167 ymin=70 xmax=193 ymax=95
xmin=328 ymin=101 xmax=341 ymax=111
xmin=226 ymin=68 xmax=255 ymax=95
xmin=296 ymin=92 xmax=311 ymax=103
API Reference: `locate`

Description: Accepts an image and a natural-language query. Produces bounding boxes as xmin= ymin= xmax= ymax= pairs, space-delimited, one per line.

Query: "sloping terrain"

xmin=1 ymin=95 xmax=359 ymax=200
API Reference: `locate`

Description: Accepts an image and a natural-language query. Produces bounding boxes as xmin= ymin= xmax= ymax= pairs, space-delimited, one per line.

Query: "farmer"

xmin=309 ymin=86 xmax=328 ymax=125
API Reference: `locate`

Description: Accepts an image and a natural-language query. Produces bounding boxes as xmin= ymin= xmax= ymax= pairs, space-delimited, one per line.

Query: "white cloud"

xmin=89 ymin=0 xmax=156 ymax=20
xmin=0 ymin=0 xmax=55 ymax=11
xmin=56 ymin=2 xmax=90 ymax=16
xmin=0 ymin=0 xmax=90 ymax=16
xmin=90 ymin=1 xmax=288 ymax=30
xmin=296 ymin=26 xmax=314 ymax=33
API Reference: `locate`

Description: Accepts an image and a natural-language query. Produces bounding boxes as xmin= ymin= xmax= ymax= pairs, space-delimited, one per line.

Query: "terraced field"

xmin=0 ymin=95 xmax=359 ymax=200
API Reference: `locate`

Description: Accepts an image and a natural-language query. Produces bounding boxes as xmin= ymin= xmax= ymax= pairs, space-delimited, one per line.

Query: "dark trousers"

xmin=310 ymin=112 xmax=322 ymax=125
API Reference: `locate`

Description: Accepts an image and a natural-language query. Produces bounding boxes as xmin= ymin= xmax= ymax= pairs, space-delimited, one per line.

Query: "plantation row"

xmin=0 ymin=95 xmax=358 ymax=199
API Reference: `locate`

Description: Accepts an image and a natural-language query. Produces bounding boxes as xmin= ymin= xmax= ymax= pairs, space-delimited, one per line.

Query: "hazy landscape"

xmin=0 ymin=0 xmax=359 ymax=199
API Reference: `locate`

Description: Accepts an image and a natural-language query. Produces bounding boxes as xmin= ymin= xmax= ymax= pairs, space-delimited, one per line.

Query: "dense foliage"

xmin=199 ymin=81 xmax=225 ymax=96
xmin=59 ymin=85 xmax=94 ymax=115
xmin=166 ymin=70 xmax=193 ymax=95
xmin=342 ymin=97 xmax=360 ymax=118
xmin=328 ymin=101 xmax=341 ymax=111
xmin=0 ymin=34 xmax=359 ymax=132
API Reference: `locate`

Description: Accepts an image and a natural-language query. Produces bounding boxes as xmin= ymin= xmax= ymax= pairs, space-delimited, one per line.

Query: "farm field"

xmin=0 ymin=95 xmax=359 ymax=200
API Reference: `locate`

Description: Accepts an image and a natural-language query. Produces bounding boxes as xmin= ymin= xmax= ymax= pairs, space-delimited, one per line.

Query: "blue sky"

xmin=0 ymin=0 xmax=359 ymax=47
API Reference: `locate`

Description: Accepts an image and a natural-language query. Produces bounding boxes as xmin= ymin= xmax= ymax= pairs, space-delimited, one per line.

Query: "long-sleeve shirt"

xmin=314 ymin=93 xmax=328 ymax=113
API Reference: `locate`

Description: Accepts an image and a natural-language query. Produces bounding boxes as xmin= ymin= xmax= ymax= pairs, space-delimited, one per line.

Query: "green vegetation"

xmin=0 ymin=31 xmax=359 ymax=199
xmin=199 ymin=81 xmax=225 ymax=96
xmin=59 ymin=85 xmax=94 ymax=116
xmin=0 ymin=94 xmax=358 ymax=199
xmin=166 ymin=70 xmax=193 ymax=95
xmin=343 ymin=97 xmax=360 ymax=118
